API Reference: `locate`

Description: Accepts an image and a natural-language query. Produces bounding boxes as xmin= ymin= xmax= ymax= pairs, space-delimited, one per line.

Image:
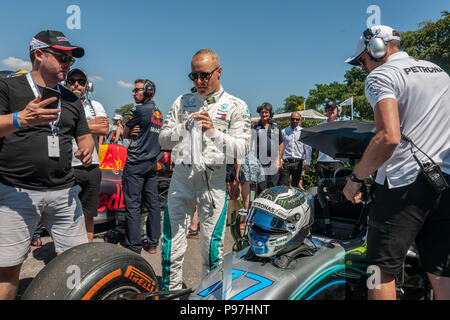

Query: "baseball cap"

xmin=66 ymin=68 xmax=87 ymax=79
xmin=325 ymin=101 xmax=338 ymax=109
xmin=113 ymin=114 xmax=123 ymax=121
xmin=30 ymin=30 xmax=85 ymax=58
xmin=345 ymin=25 xmax=400 ymax=65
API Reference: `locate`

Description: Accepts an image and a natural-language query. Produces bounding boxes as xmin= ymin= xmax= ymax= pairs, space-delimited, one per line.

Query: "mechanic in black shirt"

xmin=122 ymin=79 xmax=162 ymax=254
xmin=0 ymin=30 xmax=93 ymax=300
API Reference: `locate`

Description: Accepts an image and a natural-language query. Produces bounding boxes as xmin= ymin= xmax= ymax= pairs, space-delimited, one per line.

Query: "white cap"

xmin=345 ymin=25 xmax=401 ymax=65
xmin=113 ymin=114 xmax=122 ymax=120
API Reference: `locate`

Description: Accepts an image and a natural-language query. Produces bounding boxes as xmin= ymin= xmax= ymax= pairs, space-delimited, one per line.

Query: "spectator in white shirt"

xmin=279 ymin=112 xmax=311 ymax=190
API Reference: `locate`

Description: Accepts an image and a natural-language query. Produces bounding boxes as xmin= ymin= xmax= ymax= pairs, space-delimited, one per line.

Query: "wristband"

xmin=13 ymin=112 xmax=23 ymax=130
xmin=349 ymin=173 xmax=364 ymax=183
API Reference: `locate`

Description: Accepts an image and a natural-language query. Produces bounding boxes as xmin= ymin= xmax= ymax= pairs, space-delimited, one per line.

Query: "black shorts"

xmin=367 ymin=172 xmax=450 ymax=276
xmin=226 ymin=164 xmax=236 ymax=183
xmin=74 ymin=165 xmax=102 ymax=217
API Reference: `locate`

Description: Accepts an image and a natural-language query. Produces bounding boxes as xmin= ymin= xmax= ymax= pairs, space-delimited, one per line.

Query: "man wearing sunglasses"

xmin=159 ymin=49 xmax=251 ymax=292
xmin=0 ymin=30 xmax=93 ymax=299
xmin=278 ymin=112 xmax=311 ymax=190
xmin=66 ymin=68 xmax=109 ymax=243
xmin=343 ymin=25 xmax=450 ymax=300
xmin=121 ymin=79 xmax=162 ymax=255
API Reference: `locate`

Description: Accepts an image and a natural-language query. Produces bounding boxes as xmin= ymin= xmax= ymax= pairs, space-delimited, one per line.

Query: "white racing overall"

xmin=159 ymin=86 xmax=251 ymax=291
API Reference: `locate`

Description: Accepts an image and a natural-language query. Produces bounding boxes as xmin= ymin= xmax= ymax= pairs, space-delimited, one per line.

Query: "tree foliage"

xmin=401 ymin=11 xmax=450 ymax=72
xmin=276 ymin=94 xmax=305 ymax=114
xmin=344 ymin=67 xmax=368 ymax=86
xmin=306 ymin=81 xmax=351 ymax=111
xmin=114 ymin=103 xmax=134 ymax=120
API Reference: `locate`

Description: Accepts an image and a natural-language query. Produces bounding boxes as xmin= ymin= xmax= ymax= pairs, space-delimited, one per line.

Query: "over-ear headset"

xmin=86 ymin=81 xmax=93 ymax=94
xmin=143 ymin=79 xmax=156 ymax=99
xmin=363 ymin=28 xmax=387 ymax=61
xmin=257 ymin=102 xmax=274 ymax=118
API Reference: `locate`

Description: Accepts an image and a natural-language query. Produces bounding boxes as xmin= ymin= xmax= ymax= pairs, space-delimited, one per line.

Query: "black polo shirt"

xmin=125 ymin=100 xmax=162 ymax=164
xmin=253 ymin=120 xmax=283 ymax=166
xmin=0 ymin=74 xmax=90 ymax=190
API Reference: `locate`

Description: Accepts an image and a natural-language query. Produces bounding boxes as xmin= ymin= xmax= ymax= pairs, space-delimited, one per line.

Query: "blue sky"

xmin=1 ymin=0 xmax=447 ymax=118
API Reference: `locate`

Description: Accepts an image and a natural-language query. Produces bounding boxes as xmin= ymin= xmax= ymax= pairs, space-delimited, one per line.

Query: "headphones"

xmin=86 ymin=81 xmax=94 ymax=94
xmin=143 ymin=79 xmax=156 ymax=99
xmin=257 ymin=102 xmax=274 ymax=118
xmin=363 ymin=28 xmax=388 ymax=61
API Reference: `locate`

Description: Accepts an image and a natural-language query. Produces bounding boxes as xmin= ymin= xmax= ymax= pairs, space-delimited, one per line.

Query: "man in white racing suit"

xmin=159 ymin=49 xmax=251 ymax=291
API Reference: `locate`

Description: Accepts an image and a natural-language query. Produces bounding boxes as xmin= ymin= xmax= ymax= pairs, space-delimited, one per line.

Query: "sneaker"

xmin=147 ymin=246 xmax=157 ymax=254
xmin=31 ymin=234 xmax=42 ymax=247
xmin=187 ymin=227 xmax=199 ymax=240
xmin=143 ymin=242 xmax=158 ymax=254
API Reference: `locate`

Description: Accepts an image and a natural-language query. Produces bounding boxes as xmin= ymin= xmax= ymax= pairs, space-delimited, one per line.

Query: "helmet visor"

xmin=248 ymin=208 xmax=289 ymax=234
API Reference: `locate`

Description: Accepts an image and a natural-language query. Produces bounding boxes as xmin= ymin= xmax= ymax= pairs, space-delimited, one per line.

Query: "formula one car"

xmin=21 ymin=121 xmax=432 ymax=300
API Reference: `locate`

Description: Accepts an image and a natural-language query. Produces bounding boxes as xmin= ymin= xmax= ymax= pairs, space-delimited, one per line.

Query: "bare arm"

xmin=114 ymin=123 xmax=124 ymax=143
xmin=343 ymin=98 xmax=400 ymax=203
xmin=123 ymin=123 xmax=141 ymax=140
xmin=74 ymin=133 xmax=95 ymax=167
xmin=0 ymin=96 xmax=59 ymax=138
xmin=88 ymin=116 xmax=109 ymax=136
xmin=278 ymin=141 xmax=284 ymax=169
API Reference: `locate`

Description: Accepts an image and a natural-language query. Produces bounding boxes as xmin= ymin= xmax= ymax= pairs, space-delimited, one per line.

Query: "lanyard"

xmin=26 ymin=73 xmax=61 ymax=135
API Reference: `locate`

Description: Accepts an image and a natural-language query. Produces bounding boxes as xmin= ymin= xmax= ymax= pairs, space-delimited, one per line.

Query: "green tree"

xmin=306 ymin=81 xmax=351 ymax=111
xmin=401 ymin=11 xmax=450 ymax=72
xmin=344 ymin=67 xmax=368 ymax=85
xmin=114 ymin=103 xmax=134 ymax=120
xmin=284 ymin=95 xmax=305 ymax=113
xmin=304 ymin=67 xmax=373 ymax=120
xmin=274 ymin=95 xmax=305 ymax=114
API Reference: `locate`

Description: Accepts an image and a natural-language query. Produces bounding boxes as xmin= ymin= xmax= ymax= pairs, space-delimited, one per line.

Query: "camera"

xmin=422 ymin=162 xmax=449 ymax=194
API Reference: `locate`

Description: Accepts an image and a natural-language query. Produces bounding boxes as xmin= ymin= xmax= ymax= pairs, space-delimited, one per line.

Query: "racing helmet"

xmin=248 ymin=186 xmax=314 ymax=258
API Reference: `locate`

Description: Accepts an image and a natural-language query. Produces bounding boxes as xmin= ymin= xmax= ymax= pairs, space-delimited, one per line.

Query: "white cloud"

xmin=2 ymin=57 xmax=32 ymax=71
xmin=88 ymin=75 xmax=103 ymax=82
xmin=117 ymin=80 xmax=133 ymax=88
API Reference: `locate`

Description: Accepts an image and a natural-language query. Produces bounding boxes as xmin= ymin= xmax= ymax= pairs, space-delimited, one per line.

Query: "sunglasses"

xmin=132 ymin=88 xmax=145 ymax=93
xmin=42 ymin=49 xmax=75 ymax=65
xmin=290 ymin=118 xmax=301 ymax=121
xmin=67 ymin=78 xmax=86 ymax=86
xmin=188 ymin=67 xmax=219 ymax=81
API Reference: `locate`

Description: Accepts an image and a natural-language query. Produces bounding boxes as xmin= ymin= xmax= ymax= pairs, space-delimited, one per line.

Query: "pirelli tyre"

xmin=22 ymin=242 xmax=159 ymax=300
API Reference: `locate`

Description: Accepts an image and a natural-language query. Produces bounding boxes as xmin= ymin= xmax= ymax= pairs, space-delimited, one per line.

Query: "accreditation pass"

xmin=47 ymin=135 xmax=60 ymax=158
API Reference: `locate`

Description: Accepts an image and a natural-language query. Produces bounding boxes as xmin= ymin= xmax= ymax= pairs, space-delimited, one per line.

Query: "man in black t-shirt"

xmin=0 ymin=30 xmax=93 ymax=300
xmin=122 ymin=79 xmax=162 ymax=254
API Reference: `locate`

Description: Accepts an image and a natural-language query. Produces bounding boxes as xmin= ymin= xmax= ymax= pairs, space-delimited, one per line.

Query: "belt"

xmin=284 ymin=158 xmax=302 ymax=163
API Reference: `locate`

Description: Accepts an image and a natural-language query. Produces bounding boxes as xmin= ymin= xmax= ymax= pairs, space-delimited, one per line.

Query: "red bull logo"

xmin=153 ymin=110 xmax=163 ymax=119
xmin=151 ymin=110 xmax=164 ymax=126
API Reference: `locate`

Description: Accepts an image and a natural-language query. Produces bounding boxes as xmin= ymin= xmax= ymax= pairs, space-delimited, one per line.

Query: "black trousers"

xmin=122 ymin=160 xmax=160 ymax=254
xmin=278 ymin=158 xmax=303 ymax=188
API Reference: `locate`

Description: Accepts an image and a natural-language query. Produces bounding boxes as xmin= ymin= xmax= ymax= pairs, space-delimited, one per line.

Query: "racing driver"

xmin=159 ymin=49 xmax=251 ymax=291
